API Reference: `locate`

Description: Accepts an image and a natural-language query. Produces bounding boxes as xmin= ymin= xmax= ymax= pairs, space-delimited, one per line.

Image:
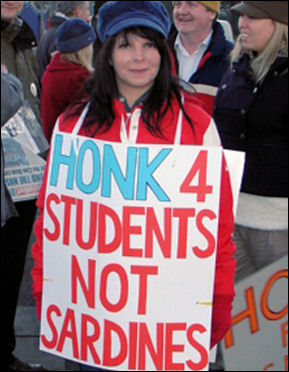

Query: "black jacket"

xmin=1 ymin=17 xmax=41 ymax=123
xmin=168 ymin=22 xmax=233 ymax=87
xmin=214 ymin=54 xmax=288 ymax=197
xmin=36 ymin=14 xmax=67 ymax=79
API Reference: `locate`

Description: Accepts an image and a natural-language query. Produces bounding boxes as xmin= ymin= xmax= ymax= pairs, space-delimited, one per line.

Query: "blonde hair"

xmin=232 ymin=22 xmax=288 ymax=83
xmin=61 ymin=44 xmax=94 ymax=73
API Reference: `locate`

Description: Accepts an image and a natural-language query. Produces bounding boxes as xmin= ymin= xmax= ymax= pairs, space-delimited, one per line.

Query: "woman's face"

xmin=238 ymin=15 xmax=276 ymax=53
xmin=111 ymin=32 xmax=161 ymax=101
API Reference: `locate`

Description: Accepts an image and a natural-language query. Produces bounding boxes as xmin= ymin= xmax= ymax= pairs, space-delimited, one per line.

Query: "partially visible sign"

xmin=1 ymin=100 xmax=48 ymax=201
xmin=2 ymin=100 xmax=49 ymax=154
xmin=2 ymin=134 xmax=46 ymax=202
xmin=224 ymin=150 xmax=245 ymax=217
xmin=222 ymin=256 xmax=288 ymax=371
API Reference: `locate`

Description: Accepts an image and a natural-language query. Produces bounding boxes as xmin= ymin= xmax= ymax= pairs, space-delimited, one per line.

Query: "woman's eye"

xmin=117 ymin=39 xmax=130 ymax=49
xmin=118 ymin=43 xmax=129 ymax=49
xmin=145 ymin=42 xmax=157 ymax=49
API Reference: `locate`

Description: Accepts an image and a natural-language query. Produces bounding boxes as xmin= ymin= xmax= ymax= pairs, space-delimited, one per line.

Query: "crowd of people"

xmin=1 ymin=1 xmax=288 ymax=371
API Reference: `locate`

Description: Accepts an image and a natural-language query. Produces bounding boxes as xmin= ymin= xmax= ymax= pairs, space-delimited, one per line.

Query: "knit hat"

xmin=172 ymin=1 xmax=221 ymax=14
xmin=97 ymin=1 xmax=172 ymax=43
xmin=231 ymin=1 xmax=288 ymax=25
xmin=197 ymin=1 xmax=220 ymax=14
xmin=56 ymin=19 xmax=96 ymax=53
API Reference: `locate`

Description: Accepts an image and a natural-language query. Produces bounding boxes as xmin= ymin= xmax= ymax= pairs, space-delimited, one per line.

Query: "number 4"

xmin=180 ymin=151 xmax=213 ymax=202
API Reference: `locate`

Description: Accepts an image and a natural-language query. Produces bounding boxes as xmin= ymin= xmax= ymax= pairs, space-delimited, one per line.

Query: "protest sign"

xmin=2 ymin=100 xmax=48 ymax=201
xmin=2 ymin=133 xmax=46 ymax=202
xmin=2 ymin=100 xmax=49 ymax=154
xmin=222 ymin=256 xmax=288 ymax=371
xmin=40 ymin=131 xmax=225 ymax=371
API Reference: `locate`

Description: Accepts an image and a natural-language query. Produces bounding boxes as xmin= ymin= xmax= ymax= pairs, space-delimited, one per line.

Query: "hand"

xmin=1 ymin=64 xmax=8 ymax=73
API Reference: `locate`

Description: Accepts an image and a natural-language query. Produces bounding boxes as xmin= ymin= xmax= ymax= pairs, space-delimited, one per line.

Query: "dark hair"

xmin=93 ymin=1 xmax=108 ymax=15
xmin=68 ymin=26 xmax=194 ymax=137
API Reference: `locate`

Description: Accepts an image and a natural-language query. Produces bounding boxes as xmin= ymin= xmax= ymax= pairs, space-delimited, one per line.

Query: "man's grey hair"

xmin=57 ymin=1 xmax=86 ymax=17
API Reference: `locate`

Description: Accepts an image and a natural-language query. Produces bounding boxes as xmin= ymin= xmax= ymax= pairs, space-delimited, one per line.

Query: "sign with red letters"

xmin=222 ymin=256 xmax=288 ymax=371
xmin=40 ymin=132 xmax=224 ymax=370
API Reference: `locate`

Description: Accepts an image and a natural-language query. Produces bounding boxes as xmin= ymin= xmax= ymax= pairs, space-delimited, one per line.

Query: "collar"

xmin=118 ymin=90 xmax=151 ymax=112
xmin=174 ymin=30 xmax=213 ymax=57
xmin=1 ymin=17 xmax=37 ymax=49
xmin=209 ymin=21 xmax=233 ymax=56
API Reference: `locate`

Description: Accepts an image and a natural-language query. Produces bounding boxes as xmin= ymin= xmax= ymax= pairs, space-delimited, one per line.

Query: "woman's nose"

xmin=133 ymin=47 xmax=145 ymax=61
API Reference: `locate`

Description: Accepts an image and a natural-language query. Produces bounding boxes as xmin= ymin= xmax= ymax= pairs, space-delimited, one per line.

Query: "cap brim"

xmin=231 ymin=2 xmax=268 ymax=19
xmin=105 ymin=17 xmax=169 ymax=40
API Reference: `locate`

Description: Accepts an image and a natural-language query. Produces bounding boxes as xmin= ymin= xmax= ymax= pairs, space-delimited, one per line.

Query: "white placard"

xmin=40 ymin=131 xmax=230 ymax=371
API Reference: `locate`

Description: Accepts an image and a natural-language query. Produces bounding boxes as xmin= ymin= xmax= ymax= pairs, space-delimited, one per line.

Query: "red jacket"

xmin=41 ymin=52 xmax=91 ymax=143
xmin=32 ymin=93 xmax=236 ymax=348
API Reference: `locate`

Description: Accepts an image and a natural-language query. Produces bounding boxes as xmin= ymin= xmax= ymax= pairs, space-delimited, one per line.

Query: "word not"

xmin=71 ymin=256 xmax=159 ymax=315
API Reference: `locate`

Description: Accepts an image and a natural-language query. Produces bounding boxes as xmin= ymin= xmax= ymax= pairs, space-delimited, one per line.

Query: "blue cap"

xmin=97 ymin=1 xmax=172 ymax=43
xmin=56 ymin=19 xmax=96 ymax=53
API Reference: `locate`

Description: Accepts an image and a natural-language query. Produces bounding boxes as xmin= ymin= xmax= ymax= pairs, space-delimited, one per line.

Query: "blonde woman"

xmin=41 ymin=19 xmax=96 ymax=143
xmin=214 ymin=1 xmax=288 ymax=281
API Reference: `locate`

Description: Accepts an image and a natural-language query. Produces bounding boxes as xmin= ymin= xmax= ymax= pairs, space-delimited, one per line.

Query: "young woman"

xmin=214 ymin=1 xmax=288 ymax=281
xmin=32 ymin=1 xmax=236 ymax=369
xmin=41 ymin=18 xmax=95 ymax=143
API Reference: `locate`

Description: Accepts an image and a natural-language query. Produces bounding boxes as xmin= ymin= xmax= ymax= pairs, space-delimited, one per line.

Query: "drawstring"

xmin=69 ymin=97 xmax=184 ymax=160
xmin=172 ymin=94 xmax=184 ymax=167
xmin=71 ymin=102 xmax=90 ymax=156
xmin=120 ymin=108 xmax=142 ymax=144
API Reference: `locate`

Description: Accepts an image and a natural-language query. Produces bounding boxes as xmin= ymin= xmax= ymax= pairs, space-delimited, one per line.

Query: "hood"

xmin=1 ymin=17 xmax=37 ymax=50
xmin=46 ymin=52 xmax=88 ymax=72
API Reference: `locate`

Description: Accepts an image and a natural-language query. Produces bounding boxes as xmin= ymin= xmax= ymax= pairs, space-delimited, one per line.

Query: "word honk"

xmin=50 ymin=134 xmax=172 ymax=201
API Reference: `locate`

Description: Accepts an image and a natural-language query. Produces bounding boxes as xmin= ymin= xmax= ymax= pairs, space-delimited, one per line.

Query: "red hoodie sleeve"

xmin=211 ymin=155 xmax=236 ymax=347
xmin=31 ymin=155 xmax=50 ymax=319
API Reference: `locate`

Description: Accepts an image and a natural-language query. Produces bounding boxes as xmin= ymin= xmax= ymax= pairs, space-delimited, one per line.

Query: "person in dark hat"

xmin=32 ymin=2 xmax=236 ymax=371
xmin=36 ymin=1 xmax=92 ymax=79
xmin=91 ymin=1 xmax=174 ymax=64
xmin=214 ymin=1 xmax=288 ymax=282
xmin=41 ymin=18 xmax=96 ymax=143
xmin=231 ymin=1 xmax=288 ymax=26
